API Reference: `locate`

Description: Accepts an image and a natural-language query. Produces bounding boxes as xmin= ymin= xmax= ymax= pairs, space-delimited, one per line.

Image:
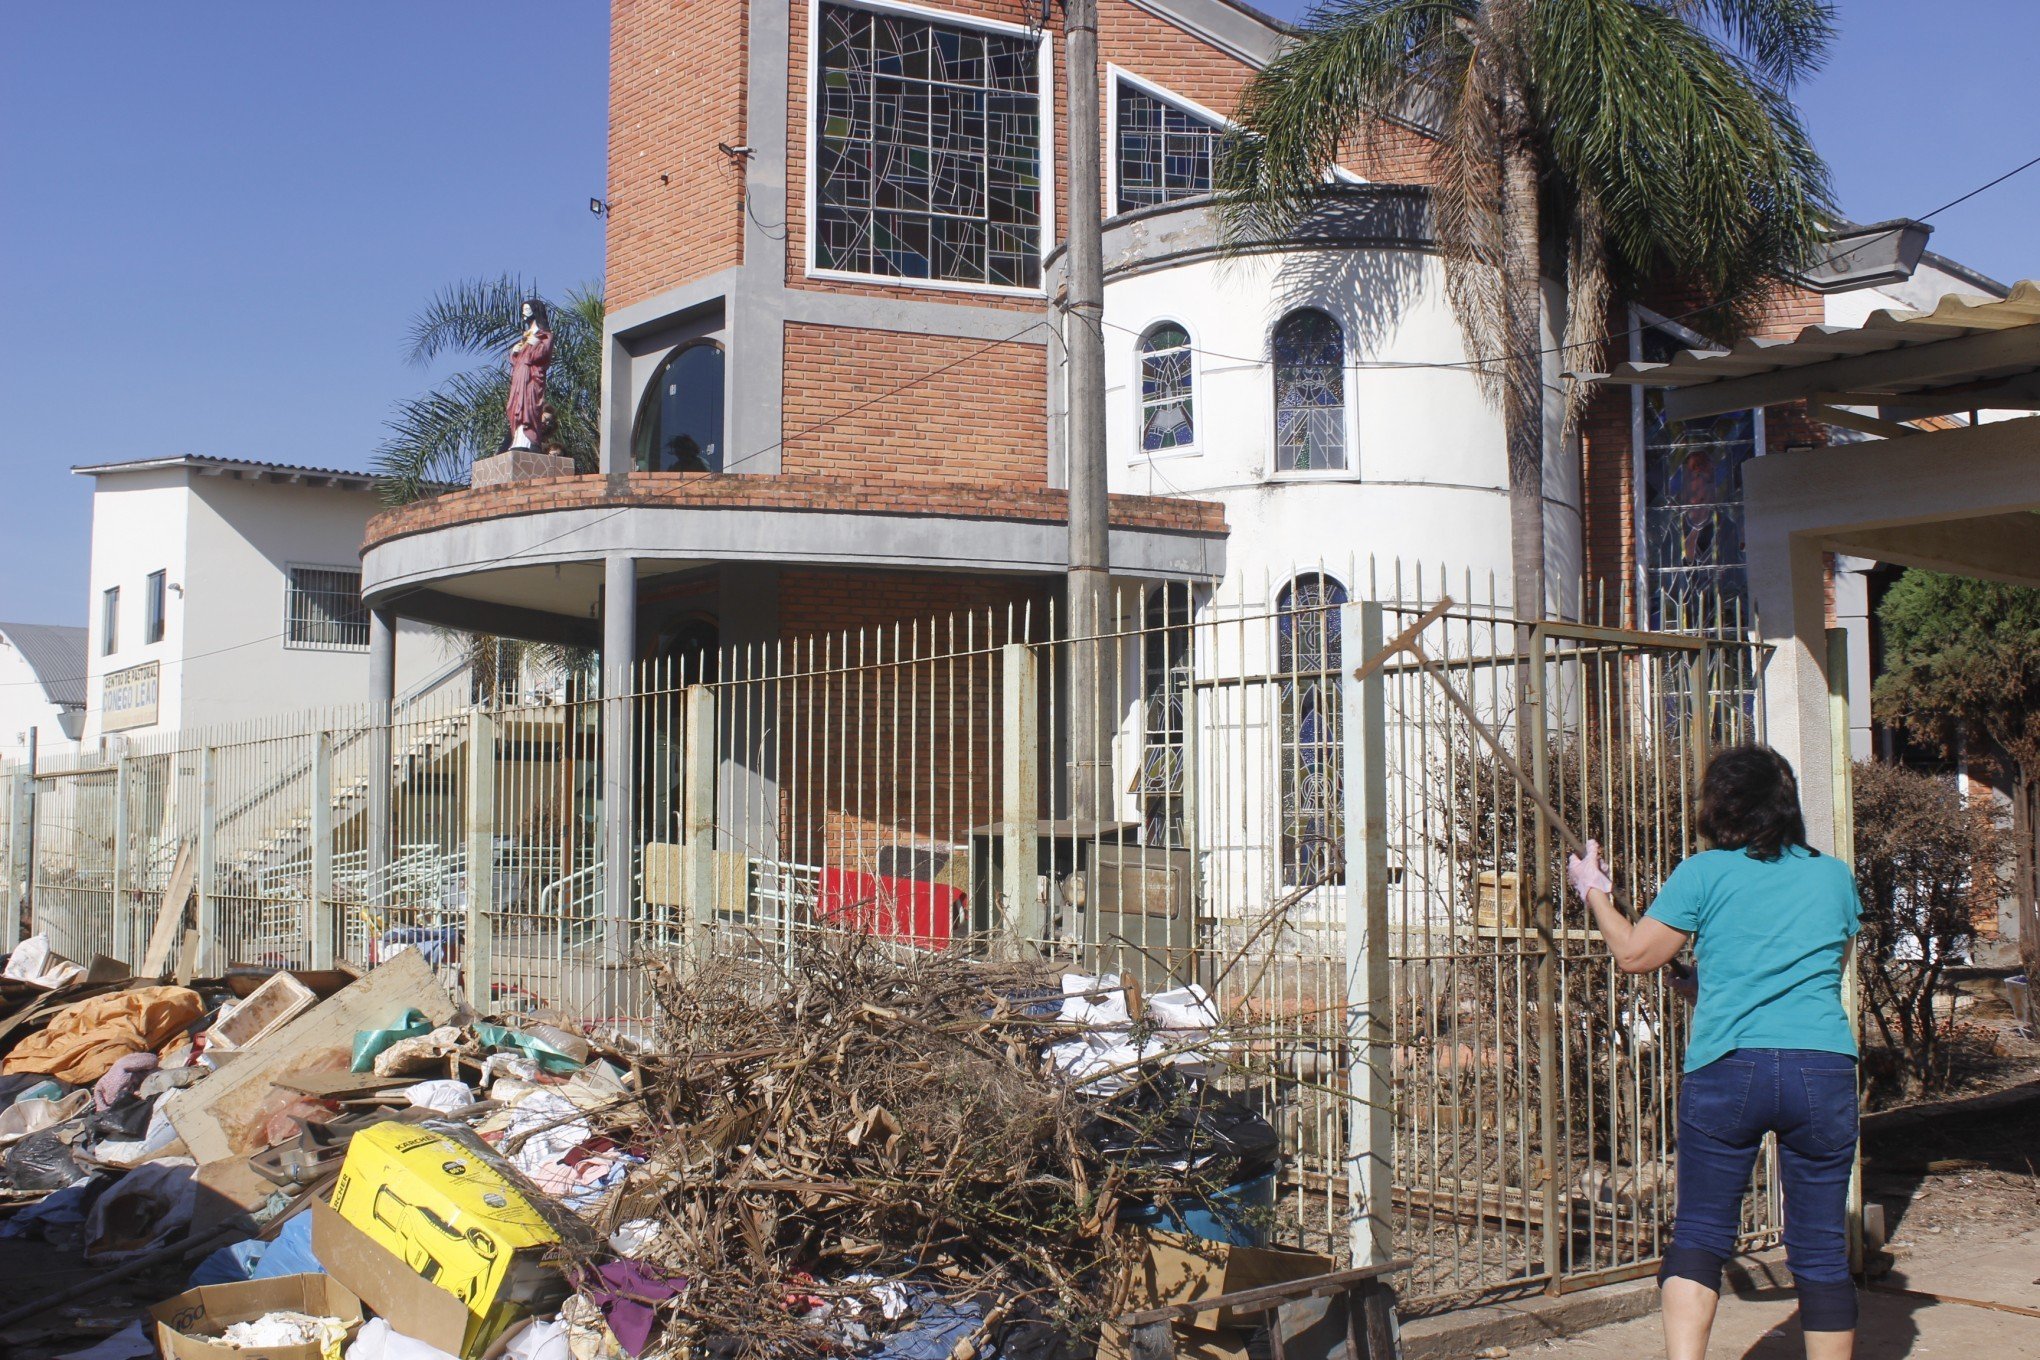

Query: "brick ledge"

xmin=364 ymin=473 xmax=1229 ymax=551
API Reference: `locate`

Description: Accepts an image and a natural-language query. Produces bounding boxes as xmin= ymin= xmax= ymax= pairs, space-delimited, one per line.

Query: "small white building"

xmin=73 ymin=456 xmax=459 ymax=747
xmin=0 ymin=622 xmax=87 ymax=761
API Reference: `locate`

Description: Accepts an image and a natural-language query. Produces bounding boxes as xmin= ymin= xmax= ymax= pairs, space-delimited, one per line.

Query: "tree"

xmin=1873 ymin=568 xmax=2040 ymax=975
xmin=373 ymin=275 xmax=605 ymax=506
xmin=1852 ymin=759 xmax=2003 ymax=1100
xmin=1215 ymin=0 xmax=1834 ymax=618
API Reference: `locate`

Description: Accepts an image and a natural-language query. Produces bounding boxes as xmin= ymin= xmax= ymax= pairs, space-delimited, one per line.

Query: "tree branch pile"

xmin=600 ymin=938 xmax=1243 ymax=1357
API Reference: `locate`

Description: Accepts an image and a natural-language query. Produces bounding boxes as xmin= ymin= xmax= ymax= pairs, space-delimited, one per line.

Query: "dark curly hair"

xmin=1697 ymin=744 xmax=1813 ymax=861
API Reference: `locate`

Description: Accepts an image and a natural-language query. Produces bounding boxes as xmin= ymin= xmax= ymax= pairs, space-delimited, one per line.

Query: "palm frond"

xmin=372 ymin=366 xmax=512 ymax=505
xmin=403 ymin=275 xmax=536 ymax=366
xmin=1660 ymin=0 xmax=1836 ymax=86
xmin=1216 ymin=0 xmax=1473 ymax=244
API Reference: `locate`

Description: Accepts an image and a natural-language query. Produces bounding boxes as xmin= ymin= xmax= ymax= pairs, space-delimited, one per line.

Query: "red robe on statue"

xmin=506 ymin=328 xmax=554 ymax=438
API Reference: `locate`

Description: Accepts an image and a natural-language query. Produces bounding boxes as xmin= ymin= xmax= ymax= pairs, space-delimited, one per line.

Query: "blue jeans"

xmin=1663 ymin=1048 xmax=1859 ymax=1332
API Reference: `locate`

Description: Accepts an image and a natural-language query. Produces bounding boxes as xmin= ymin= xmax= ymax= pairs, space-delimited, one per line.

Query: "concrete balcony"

xmin=360 ymin=472 xmax=1228 ymax=642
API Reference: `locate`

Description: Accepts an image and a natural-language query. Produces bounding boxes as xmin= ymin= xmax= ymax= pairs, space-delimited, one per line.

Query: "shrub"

xmin=1852 ymin=760 xmax=2004 ymax=1099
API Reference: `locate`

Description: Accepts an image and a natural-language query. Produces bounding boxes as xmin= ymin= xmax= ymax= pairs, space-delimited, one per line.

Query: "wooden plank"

xmin=139 ymin=842 xmax=196 ymax=978
xmin=1349 ymin=599 xmax=1452 ymax=682
xmin=270 ymin=1070 xmax=417 ymax=1099
xmin=162 ymin=949 xmax=455 ymax=1163
xmin=1122 ymin=1259 xmax=1414 ymax=1328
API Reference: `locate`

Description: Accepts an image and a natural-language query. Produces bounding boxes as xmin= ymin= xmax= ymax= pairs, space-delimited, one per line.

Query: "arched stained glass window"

xmin=633 ymin=342 xmax=725 ymax=473
xmin=1139 ymin=582 xmax=1193 ymax=847
xmin=1276 ymin=573 xmax=1346 ymax=884
xmin=1273 ymin=309 xmax=1347 ymax=472
xmin=1139 ymin=322 xmax=1195 ymax=452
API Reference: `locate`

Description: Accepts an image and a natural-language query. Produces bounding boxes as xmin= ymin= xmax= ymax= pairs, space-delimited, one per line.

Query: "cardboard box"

xmin=312 ymin=1200 xmax=475 ymax=1357
xmin=325 ymin=1122 xmax=572 ymax=1357
xmin=1098 ymin=1231 xmax=1335 ymax=1360
xmin=210 ymin=971 xmax=318 ymax=1052
xmin=150 ymin=1272 xmax=363 ymax=1360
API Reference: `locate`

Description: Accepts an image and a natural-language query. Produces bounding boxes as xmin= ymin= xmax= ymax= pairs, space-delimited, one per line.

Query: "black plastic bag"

xmin=6 ymin=1124 xmax=90 ymax=1192
xmin=88 ymin=1093 xmax=157 ymax=1142
xmin=1081 ymin=1066 xmax=1279 ymax=1184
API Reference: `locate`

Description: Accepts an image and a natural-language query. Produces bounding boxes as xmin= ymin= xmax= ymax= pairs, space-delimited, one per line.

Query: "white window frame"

xmin=1269 ymin=306 xmax=1358 ymax=481
xmin=803 ymin=0 xmax=1057 ymax=298
xmin=1105 ymin=65 xmax=1233 ymax=217
xmin=1131 ymin=315 xmax=1201 ymax=461
xmin=1627 ymin=303 xmax=1766 ymax=618
xmin=145 ymin=569 xmax=167 ymax=645
xmin=282 ymin=562 xmax=371 ymax=653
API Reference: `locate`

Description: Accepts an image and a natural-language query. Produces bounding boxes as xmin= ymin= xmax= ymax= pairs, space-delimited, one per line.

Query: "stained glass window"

xmin=1115 ymin=82 xmax=1221 ymax=212
xmin=1638 ymin=325 xmax=1758 ymax=629
xmin=1139 ymin=322 xmax=1194 ymax=452
xmin=1139 ymin=583 xmax=1193 ymax=847
xmin=1277 ymin=574 xmax=1346 ymax=885
xmin=1273 ymin=309 xmax=1347 ymax=471
xmin=814 ymin=4 xmax=1043 ymax=288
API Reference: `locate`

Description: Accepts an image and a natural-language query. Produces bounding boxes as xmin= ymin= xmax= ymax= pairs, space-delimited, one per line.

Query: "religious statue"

xmin=505 ymin=299 xmax=555 ymax=451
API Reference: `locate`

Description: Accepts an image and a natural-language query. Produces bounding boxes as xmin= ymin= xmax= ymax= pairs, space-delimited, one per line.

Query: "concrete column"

xmin=309 ymin=731 xmax=335 ymax=969
xmin=1000 ymin=643 xmax=1041 ymax=950
xmin=1831 ymin=555 xmax=1876 ymax=760
xmin=367 ymin=609 xmax=396 ymax=880
xmin=601 ymin=556 xmax=637 ymax=969
xmin=465 ymin=711 xmax=497 ymax=1010
xmin=1340 ymin=603 xmax=1393 ymax=1269
xmin=1747 ymin=527 xmax=1836 ymax=852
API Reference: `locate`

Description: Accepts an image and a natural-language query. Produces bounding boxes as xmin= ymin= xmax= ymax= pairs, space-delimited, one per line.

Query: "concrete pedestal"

xmin=471 ymin=449 xmax=577 ymax=487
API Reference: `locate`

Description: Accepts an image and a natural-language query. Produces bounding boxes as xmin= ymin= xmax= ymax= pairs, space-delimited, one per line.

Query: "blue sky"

xmin=2 ymin=1 xmax=2036 ymax=625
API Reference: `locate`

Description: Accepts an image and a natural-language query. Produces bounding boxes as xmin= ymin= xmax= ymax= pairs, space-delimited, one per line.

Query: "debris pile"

xmin=0 ymin=926 xmax=1347 ymax=1360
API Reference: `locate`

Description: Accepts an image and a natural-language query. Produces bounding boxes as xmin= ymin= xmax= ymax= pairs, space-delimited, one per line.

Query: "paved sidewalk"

xmin=1493 ymin=1232 xmax=2040 ymax=1359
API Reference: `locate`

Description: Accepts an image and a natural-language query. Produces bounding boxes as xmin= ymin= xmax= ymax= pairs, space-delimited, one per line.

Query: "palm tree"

xmin=374 ymin=276 xmax=604 ymax=690
xmin=1217 ymin=0 xmax=1835 ymax=618
xmin=373 ymin=275 xmax=605 ymax=505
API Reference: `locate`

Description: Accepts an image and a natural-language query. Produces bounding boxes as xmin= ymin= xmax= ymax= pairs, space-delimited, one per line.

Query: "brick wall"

xmin=363 ymin=471 xmax=1227 ymax=550
xmin=781 ymin=323 xmax=1049 ymax=483
xmin=775 ymin=567 xmax=1055 ymax=870
xmin=608 ymin=0 xmax=749 ymax=311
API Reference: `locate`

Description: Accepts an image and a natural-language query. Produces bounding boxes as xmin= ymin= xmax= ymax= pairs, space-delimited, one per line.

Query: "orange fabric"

xmin=1 ymin=986 xmax=205 ymax=1084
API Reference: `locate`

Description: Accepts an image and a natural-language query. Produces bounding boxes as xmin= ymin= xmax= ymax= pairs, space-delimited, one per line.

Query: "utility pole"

xmin=1063 ymin=0 xmax=1110 ymax=825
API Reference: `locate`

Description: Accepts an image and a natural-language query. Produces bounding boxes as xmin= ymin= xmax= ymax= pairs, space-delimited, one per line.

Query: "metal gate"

xmin=1377 ymin=602 xmax=1780 ymax=1302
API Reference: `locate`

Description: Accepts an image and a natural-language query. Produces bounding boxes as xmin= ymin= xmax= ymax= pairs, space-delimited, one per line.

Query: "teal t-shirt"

xmin=1645 ymin=845 xmax=1861 ymax=1072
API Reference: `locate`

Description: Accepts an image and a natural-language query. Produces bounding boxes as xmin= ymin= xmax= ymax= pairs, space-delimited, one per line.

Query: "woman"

xmin=505 ymin=299 xmax=554 ymax=451
xmin=1568 ymin=745 xmax=1861 ymax=1360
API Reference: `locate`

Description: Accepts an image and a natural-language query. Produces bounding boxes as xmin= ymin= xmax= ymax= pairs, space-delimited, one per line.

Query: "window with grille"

xmin=1138 ymin=583 xmax=1193 ymax=847
xmin=814 ymin=2 xmax=1045 ymax=289
xmin=1277 ymin=574 xmax=1346 ymax=885
xmin=1115 ymin=81 xmax=1221 ymax=213
xmin=1138 ymin=322 xmax=1195 ymax=452
xmin=1273 ymin=309 xmax=1347 ymax=471
xmin=285 ymin=567 xmax=370 ymax=650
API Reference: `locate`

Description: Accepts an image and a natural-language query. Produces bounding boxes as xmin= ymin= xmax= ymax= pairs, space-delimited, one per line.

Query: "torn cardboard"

xmin=313 ymin=1200 xmax=474 ymax=1358
xmin=164 ymin=950 xmax=455 ymax=1163
xmin=1098 ymin=1231 xmax=1335 ymax=1360
xmin=150 ymin=1272 xmax=363 ymax=1360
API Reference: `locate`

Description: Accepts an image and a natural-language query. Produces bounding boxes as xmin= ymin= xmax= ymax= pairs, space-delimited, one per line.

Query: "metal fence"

xmin=0 ymin=564 xmax=1772 ymax=1305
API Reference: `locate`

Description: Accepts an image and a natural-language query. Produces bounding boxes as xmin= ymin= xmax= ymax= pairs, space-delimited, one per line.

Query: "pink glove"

xmin=1566 ymin=839 xmax=1613 ymax=904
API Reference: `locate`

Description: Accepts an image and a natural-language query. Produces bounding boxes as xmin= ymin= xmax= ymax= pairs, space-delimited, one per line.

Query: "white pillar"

xmin=1747 ymin=526 xmax=1835 ymax=852
xmin=601 ymin=556 xmax=637 ymax=969
xmin=1340 ymin=602 xmax=1393 ymax=1268
xmin=1830 ymin=555 xmax=1876 ymax=761
xmin=367 ymin=609 xmax=396 ymax=880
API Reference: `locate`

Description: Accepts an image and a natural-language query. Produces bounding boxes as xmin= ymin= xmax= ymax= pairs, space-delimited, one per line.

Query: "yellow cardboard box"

xmin=327 ymin=1121 xmax=571 ymax=1357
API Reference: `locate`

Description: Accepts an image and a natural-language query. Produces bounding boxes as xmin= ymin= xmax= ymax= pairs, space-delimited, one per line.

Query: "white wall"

xmin=83 ymin=468 xmax=453 ymax=746
xmin=83 ymin=467 xmax=191 ymax=745
xmin=1102 ymin=247 xmax=1581 ymax=616
xmin=0 ymin=642 xmax=77 ymax=763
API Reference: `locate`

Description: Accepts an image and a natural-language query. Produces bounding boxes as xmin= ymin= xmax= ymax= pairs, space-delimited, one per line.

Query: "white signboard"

xmin=102 ymin=661 xmax=160 ymax=732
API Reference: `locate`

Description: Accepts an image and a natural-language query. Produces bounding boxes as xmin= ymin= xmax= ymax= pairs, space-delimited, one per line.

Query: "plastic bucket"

xmin=1120 ymin=1168 xmax=1277 ymax=1248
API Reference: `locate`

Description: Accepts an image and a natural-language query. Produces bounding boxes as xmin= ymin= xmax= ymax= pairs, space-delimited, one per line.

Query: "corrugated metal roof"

xmin=1606 ymin=279 xmax=2040 ymax=391
xmin=72 ymin=455 xmax=382 ymax=490
xmin=0 ymin=622 xmax=88 ymax=709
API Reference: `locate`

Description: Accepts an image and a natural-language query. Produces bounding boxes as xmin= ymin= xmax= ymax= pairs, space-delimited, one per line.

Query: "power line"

xmin=0 ymin=319 xmax=1054 ymax=692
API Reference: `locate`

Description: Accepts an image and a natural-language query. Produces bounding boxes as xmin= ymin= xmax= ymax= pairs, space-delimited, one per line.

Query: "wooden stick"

xmin=1349 ymin=598 xmax=1453 ymax=682
xmin=1866 ymin=1282 xmax=2040 ymax=1320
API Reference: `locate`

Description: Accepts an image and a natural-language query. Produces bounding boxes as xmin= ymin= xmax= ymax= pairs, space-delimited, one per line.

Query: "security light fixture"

xmin=589 ymin=197 xmax=608 ymax=216
xmin=717 ymin=143 xmax=754 ymax=160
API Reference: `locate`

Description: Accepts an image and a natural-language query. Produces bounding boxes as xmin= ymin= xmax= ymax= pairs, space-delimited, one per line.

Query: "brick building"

xmin=355 ymin=0 xmax=2003 ymax=904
